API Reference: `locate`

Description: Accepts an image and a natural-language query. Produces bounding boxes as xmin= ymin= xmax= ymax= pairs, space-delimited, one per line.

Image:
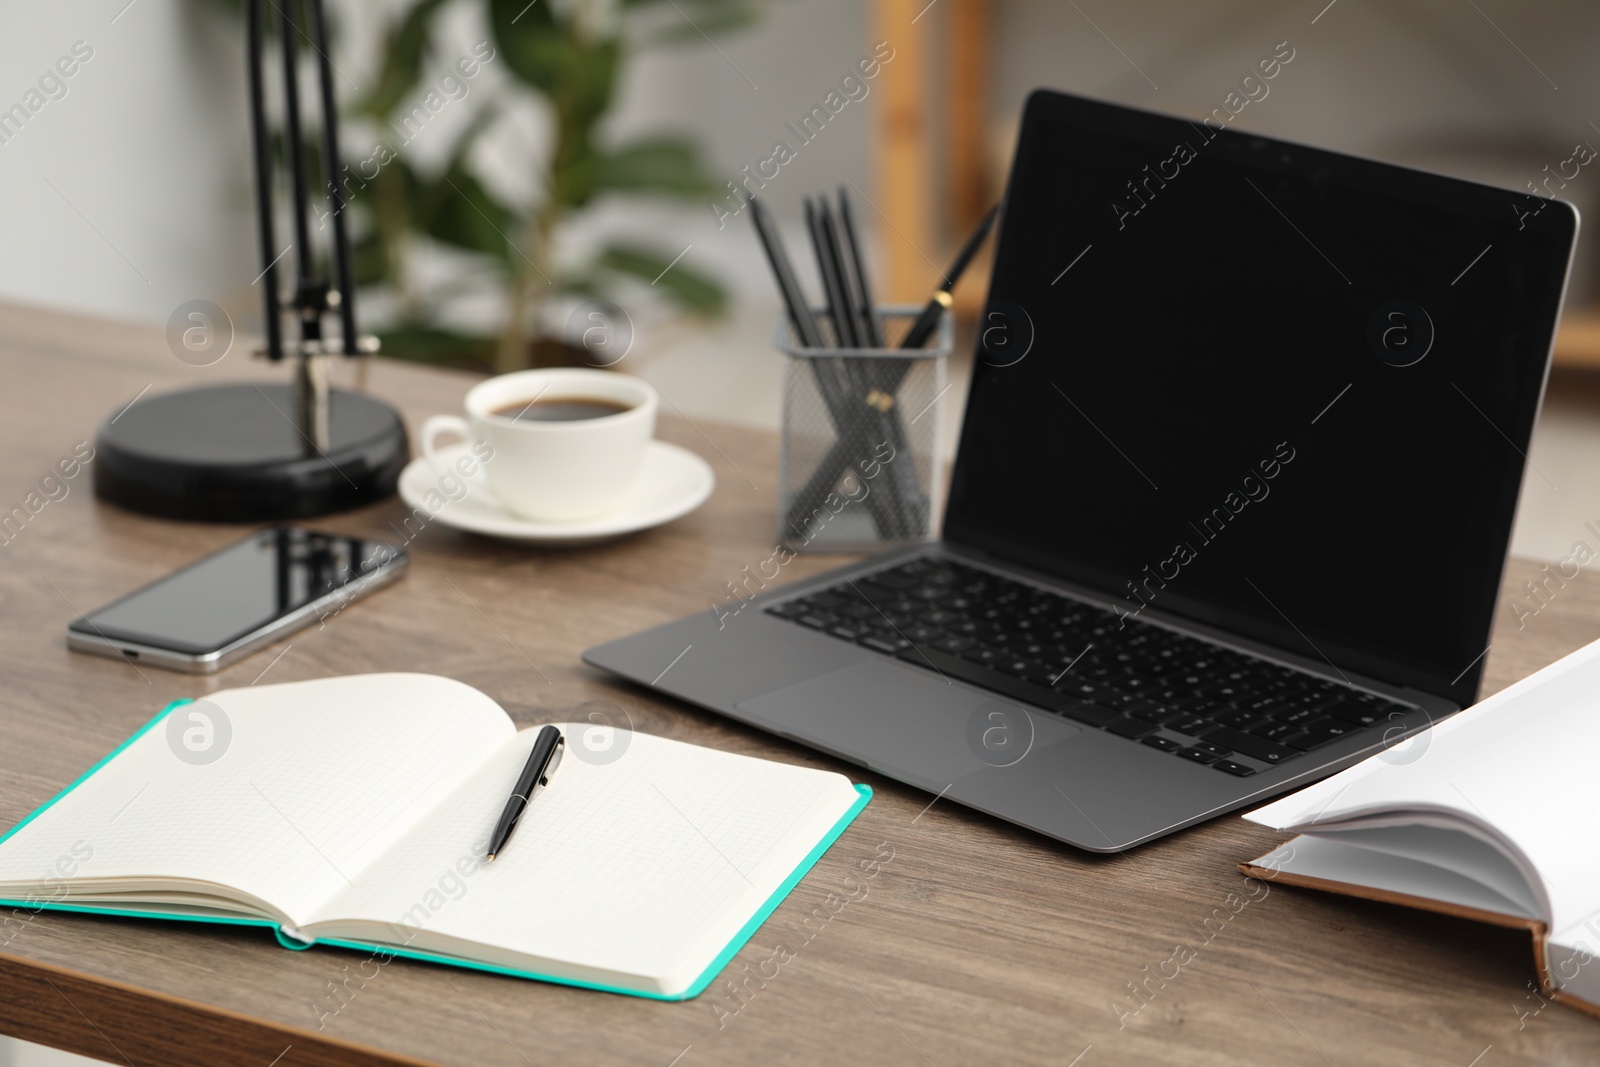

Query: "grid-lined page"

xmin=311 ymin=726 xmax=861 ymax=993
xmin=0 ymin=674 xmax=513 ymax=925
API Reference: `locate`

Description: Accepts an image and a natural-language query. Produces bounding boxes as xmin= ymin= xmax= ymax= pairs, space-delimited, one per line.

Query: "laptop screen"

xmin=945 ymin=90 xmax=1576 ymax=705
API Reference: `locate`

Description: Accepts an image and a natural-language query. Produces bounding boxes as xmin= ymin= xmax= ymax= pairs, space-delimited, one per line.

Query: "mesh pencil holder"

xmin=775 ymin=305 xmax=953 ymax=553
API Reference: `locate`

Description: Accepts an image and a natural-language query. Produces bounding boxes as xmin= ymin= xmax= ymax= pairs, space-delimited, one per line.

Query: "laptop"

xmin=584 ymin=89 xmax=1579 ymax=852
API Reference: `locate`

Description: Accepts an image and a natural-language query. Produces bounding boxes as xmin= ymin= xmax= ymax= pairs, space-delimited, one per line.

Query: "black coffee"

xmin=490 ymin=397 xmax=632 ymax=422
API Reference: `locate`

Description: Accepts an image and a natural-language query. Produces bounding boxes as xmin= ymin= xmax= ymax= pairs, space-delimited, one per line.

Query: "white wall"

xmin=991 ymin=0 xmax=1600 ymax=155
xmin=0 ymin=0 xmax=252 ymax=327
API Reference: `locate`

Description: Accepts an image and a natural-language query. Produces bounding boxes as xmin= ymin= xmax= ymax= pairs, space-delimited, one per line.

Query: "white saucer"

xmin=397 ymin=440 xmax=715 ymax=546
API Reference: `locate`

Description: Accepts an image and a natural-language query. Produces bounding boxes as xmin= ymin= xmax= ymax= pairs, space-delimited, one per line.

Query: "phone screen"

xmin=69 ymin=529 xmax=404 ymax=655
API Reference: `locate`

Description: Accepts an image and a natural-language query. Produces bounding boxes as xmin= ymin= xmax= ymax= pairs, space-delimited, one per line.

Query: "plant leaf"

xmin=593 ymin=138 xmax=719 ymax=198
xmin=487 ymin=0 xmax=621 ymax=210
xmin=354 ymin=0 xmax=453 ymax=119
xmin=489 ymin=0 xmax=617 ymax=108
xmin=404 ymin=106 xmax=521 ymax=267
xmin=416 ymin=167 xmax=519 ymax=266
xmin=350 ymin=228 xmax=389 ymax=287
xmin=375 ymin=325 xmax=498 ymax=373
xmin=599 ymin=241 xmax=726 ymax=315
xmin=487 ymin=0 xmax=558 ymax=95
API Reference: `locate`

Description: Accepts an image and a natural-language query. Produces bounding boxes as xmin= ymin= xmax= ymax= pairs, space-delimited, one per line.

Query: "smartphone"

xmin=66 ymin=528 xmax=408 ymax=673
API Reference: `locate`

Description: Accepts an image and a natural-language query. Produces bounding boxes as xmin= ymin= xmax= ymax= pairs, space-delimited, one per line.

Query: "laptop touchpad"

xmin=735 ymin=659 xmax=1082 ymax=786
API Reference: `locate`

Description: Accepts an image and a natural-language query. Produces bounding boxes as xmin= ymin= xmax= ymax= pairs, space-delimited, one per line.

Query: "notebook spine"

xmin=275 ymin=924 xmax=316 ymax=949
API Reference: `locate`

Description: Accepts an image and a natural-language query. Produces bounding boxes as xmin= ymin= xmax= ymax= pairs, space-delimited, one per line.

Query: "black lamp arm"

xmin=245 ymin=0 xmax=369 ymax=361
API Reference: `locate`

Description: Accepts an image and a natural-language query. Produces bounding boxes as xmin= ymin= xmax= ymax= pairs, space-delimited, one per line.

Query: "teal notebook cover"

xmin=0 ymin=699 xmax=873 ymax=1001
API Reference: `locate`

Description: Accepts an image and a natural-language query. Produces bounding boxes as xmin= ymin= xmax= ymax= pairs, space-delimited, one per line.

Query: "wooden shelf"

xmin=1556 ymin=307 xmax=1600 ymax=369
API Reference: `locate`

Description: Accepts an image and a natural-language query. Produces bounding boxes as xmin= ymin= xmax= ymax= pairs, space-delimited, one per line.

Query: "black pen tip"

xmin=485 ymin=853 xmax=496 ymax=862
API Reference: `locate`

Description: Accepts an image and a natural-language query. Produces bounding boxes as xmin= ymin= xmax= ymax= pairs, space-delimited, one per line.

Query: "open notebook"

xmin=0 ymin=674 xmax=869 ymax=999
xmin=1240 ymin=637 xmax=1600 ymax=1019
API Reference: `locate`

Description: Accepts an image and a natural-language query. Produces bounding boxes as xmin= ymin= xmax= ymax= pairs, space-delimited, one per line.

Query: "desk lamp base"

xmin=93 ymin=382 xmax=408 ymax=522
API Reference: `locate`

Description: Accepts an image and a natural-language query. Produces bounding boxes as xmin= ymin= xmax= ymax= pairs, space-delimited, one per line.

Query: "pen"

xmin=486 ymin=724 xmax=564 ymax=861
xmin=899 ymin=201 xmax=1001 ymax=350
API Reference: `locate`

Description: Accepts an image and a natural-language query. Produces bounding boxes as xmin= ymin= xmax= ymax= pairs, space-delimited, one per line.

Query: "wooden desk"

xmin=2 ymin=299 xmax=1599 ymax=1066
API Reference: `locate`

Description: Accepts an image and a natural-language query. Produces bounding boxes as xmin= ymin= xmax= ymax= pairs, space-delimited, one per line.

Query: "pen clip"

xmin=531 ymin=737 xmax=564 ymax=796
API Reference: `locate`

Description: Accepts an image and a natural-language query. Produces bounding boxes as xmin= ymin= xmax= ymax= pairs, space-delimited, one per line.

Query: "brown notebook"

xmin=1240 ymin=638 xmax=1600 ymax=1021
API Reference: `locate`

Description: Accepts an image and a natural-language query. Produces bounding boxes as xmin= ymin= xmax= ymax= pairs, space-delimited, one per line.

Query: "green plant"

xmin=348 ymin=0 xmax=758 ymax=372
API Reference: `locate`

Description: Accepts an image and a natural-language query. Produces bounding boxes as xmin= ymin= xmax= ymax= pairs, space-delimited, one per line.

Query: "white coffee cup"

xmin=421 ymin=368 xmax=658 ymax=522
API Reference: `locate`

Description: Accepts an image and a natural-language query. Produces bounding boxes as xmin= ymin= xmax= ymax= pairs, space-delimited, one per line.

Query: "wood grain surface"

xmin=1 ymin=299 xmax=1598 ymax=1065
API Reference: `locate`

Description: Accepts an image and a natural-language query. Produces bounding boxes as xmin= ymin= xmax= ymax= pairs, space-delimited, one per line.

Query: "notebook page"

xmin=1254 ymin=836 xmax=1539 ymax=921
xmin=1283 ymin=822 xmax=1540 ymax=917
xmin=1244 ymin=637 xmax=1600 ymax=930
xmin=310 ymin=726 xmax=862 ymax=993
xmin=0 ymin=674 xmax=512 ymax=926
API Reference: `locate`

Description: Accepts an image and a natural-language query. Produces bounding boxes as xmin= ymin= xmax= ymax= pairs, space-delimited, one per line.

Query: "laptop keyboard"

xmin=763 ymin=554 xmax=1412 ymax=777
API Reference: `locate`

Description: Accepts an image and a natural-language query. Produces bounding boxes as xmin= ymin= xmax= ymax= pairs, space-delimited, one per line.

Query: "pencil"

xmin=836 ymin=186 xmax=883 ymax=348
xmin=805 ymin=197 xmax=856 ymax=347
xmin=749 ymin=197 xmax=825 ymax=349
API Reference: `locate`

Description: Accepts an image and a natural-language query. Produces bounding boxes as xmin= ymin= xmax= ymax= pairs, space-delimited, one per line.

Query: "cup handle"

xmin=419 ymin=415 xmax=472 ymax=474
